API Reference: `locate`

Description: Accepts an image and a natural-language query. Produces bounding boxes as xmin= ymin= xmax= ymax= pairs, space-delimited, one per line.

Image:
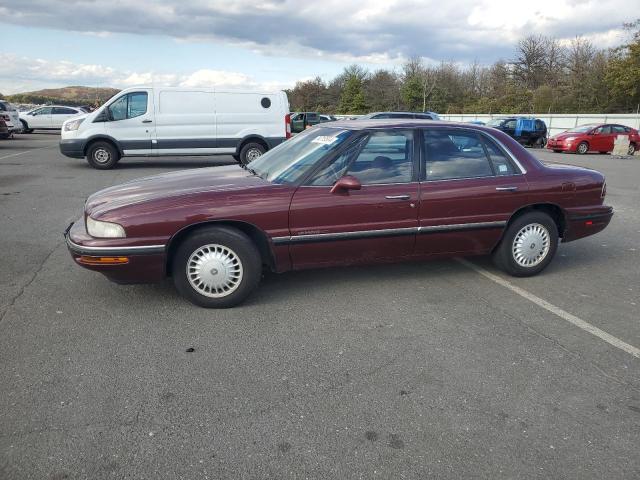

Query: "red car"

xmin=65 ymin=121 xmax=613 ymax=307
xmin=547 ymin=123 xmax=639 ymax=155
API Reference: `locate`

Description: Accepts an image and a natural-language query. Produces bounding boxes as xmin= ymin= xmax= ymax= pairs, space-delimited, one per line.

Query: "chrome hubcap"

xmin=512 ymin=223 xmax=551 ymax=267
xmin=94 ymin=148 xmax=111 ymax=163
xmin=246 ymin=148 xmax=262 ymax=162
xmin=186 ymin=244 xmax=243 ymax=298
xmin=578 ymin=143 xmax=587 ymax=154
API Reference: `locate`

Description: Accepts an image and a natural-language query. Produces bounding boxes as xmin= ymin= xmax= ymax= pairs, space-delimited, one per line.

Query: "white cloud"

xmin=0 ymin=54 xmax=296 ymax=94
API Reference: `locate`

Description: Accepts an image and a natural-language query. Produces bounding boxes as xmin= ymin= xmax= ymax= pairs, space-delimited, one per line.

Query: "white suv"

xmin=20 ymin=105 xmax=85 ymax=132
xmin=0 ymin=101 xmax=23 ymax=133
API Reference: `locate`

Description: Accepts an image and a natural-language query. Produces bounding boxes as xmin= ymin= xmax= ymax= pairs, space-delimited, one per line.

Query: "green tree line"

xmin=287 ymin=20 xmax=640 ymax=115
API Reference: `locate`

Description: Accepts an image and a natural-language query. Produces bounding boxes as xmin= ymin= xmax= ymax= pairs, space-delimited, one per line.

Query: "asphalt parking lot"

xmin=1 ymin=133 xmax=639 ymax=479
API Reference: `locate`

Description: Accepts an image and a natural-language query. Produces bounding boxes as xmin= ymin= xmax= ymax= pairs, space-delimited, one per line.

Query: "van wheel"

xmin=239 ymin=142 xmax=266 ymax=165
xmin=172 ymin=226 xmax=261 ymax=308
xmin=20 ymin=120 xmax=33 ymax=134
xmin=492 ymin=212 xmax=558 ymax=277
xmin=87 ymin=141 xmax=120 ymax=169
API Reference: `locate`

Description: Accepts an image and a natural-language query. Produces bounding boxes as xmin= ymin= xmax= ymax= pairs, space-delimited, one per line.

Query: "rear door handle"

xmin=385 ymin=195 xmax=411 ymax=200
xmin=495 ymin=186 xmax=518 ymax=192
xmin=142 ymin=119 xmax=153 ymax=123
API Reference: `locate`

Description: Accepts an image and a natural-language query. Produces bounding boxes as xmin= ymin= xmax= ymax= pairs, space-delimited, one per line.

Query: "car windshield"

xmin=566 ymin=125 xmax=598 ymax=133
xmin=486 ymin=119 xmax=504 ymax=126
xmin=250 ymin=127 xmax=353 ymax=184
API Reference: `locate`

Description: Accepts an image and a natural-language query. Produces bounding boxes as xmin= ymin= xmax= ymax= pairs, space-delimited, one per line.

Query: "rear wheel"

xmin=553 ymin=149 xmax=561 ymax=153
xmin=87 ymin=141 xmax=120 ymax=169
xmin=492 ymin=212 xmax=558 ymax=277
xmin=628 ymin=143 xmax=636 ymax=156
xmin=576 ymin=141 xmax=589 ymax=154
xmin=239 ymin=142 xmax=266 ymax=165
xmin=172 ymin=226 xmax=262 ymax=308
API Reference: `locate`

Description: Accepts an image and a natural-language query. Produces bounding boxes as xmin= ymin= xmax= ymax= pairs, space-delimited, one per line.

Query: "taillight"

xmin=0 ymin=114 xmax=9 ymax=121
xmin=285 ymin=113 xmax=291 ymax=139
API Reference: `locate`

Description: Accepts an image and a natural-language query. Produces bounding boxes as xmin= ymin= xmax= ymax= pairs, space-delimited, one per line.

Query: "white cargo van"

xmin=60 ymin=87 xmax=291 ymax=169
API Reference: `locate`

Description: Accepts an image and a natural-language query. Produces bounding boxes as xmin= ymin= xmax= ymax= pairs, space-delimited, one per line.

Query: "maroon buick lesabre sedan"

xmin=65 ymin=120 xmax=613 ymax=307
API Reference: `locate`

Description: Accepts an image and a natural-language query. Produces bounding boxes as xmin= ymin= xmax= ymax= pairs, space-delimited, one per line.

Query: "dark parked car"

xmin=360 ymin=111 xmax=440 ymax=120
xmin=0 ymin=117 xmax=10 ymax=139
xmin=487 ymin=117 xmax=547 ymax=147
xmin=65 ymin=120 xmax=612 ymax=308
xmin=290 ymin=112 xmax=323 ymax=133
xmin=547 ymin=123 xmax=639 ymax=155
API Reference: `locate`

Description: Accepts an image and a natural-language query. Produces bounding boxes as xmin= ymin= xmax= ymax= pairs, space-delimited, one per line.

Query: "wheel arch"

xmin=165 ymin=220 xmax=276 ymax=276
xmin=236 ymin=135 xmax=269 ymax=155
xmin=83 ymin=135 xmax=123 ymax=156
xmin=495 ymin=203 xmax=567 ymax=252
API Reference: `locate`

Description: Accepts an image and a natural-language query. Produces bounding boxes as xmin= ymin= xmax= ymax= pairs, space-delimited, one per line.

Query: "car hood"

xmin=86 ymin=165 xmax=270 ymax=217
xmin=551 ymin=132 xmax=585 ymax=140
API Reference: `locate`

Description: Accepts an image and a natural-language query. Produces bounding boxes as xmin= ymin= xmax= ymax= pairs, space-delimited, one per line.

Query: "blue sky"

xmin=0 ymin=0 xmax=631 ymax=94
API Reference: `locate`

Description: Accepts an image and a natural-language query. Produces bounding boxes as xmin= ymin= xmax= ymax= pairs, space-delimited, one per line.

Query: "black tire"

xmin=492 ymin=212 xmax=559 ymax=277
xmin=628 ymin=143 xmax=636 ymax=156
xmin=172 ymin=226 xmax=262 ymax=308
xmin=553 ymin=149 xmax=561 ymax=153
xmin=20 ymin=120 xmax=33 ymax=134
xmin=239 ymin=142 xmax=266 ymax=165
xmin=599 ymin=151 xmax=608 ymax=154
xmin=576 ymin=141 xmax=589 ymax=155
xmin=86 ymin=141 xmax=120 ymax=169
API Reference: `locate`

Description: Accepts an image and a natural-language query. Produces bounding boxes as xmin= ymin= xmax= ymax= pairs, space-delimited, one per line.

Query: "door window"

xmin=34 ymin=107 xmax=53 ymax=115
xmin=504 ymin=119 xmax=517 ymax=129
xmin=612 ymin=125 xmax=627 ymax=133
xmin=308 ymin=130 xmax=414 ymax=185
xmin=423 ymin=129 xmax=494 ymax=181
xmin=482 ymin=136 xmax=516 ymax=176
xmin=596 ymin=125 xmax=611 ymax=134
xmin=52 ymin=107 xmax=78 ymax=115
xmin=108 ymin=92 xmax=148 ymax=121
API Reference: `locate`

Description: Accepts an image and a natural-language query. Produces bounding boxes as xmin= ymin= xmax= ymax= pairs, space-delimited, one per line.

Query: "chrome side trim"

xmin=66 ymin=237 xmax=165 ymax=256
xmin=272 ymin=221 xmax=506 ymax=245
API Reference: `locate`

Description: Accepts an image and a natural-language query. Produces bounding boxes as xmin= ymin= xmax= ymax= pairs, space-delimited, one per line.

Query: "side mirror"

xmin=330 ymin=175 xmax=361 ymax=194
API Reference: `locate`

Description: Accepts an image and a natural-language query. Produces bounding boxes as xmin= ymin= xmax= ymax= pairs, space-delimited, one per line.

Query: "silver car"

xmin=0 ymin=101 xmax=22 ymax=133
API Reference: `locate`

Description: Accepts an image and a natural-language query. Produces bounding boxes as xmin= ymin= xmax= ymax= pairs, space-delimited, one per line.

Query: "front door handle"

xmin=142 ymin=119 xmax=153 ymax=124
xmin=385 ymin=194 xmax=411 ymax=200
xmin=495 ymin=186 xmax=518 ymax=192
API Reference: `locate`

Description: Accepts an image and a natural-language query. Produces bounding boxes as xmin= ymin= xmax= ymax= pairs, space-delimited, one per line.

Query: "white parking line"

xmin=457 ymin=258 xmax=640 ymax=359
xmin=0 ymin=144 xmax=54 ymax=160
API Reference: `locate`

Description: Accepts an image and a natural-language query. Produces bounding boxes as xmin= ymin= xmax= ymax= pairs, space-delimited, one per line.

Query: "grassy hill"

xmin=6 ymin=86 xmax=120 ymax=107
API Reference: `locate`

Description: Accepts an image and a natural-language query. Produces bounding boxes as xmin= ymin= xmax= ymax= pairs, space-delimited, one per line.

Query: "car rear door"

xmin=51 ymin=107 xmax=80 ymax=128
xmin=415 ymin=127 xmax=529 ymax=255
xmin=287 ymin=129 xmax=419 ymax=269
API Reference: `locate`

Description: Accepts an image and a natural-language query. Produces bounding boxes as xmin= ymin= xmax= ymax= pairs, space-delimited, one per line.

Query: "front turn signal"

xmin=78 ymin=256 xmax=129 ymax=265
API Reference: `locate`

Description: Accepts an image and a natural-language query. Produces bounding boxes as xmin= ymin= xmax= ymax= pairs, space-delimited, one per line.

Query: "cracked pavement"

xmin=0 ymin=134 xmax=639 ymax=479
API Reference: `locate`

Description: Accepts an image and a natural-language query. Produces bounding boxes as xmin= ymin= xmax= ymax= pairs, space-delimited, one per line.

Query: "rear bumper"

xmin=563 ymin=205 xmax=613 ymax=242
xmin=59 ymin=139 xmax=86 ymax=158
xmin=65 ymin=217 xmax=167 ymax=284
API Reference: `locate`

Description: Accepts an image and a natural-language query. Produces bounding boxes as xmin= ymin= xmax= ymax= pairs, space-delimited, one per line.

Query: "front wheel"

xmin=20 ymin=120 xmax=33 ymax=134
xmin=492 ymin=212 xmax=558 ymax=277
xmin=86 ymin=141 xmax=120 ymax=169
xmin=576 ymin=141 xmax=589 ymax=155
xmin=172 ymin=226 xmax=262 ymax=308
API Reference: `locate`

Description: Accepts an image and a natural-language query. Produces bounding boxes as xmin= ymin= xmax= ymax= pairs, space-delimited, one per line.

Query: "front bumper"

xmin=563 ymin=205 xmax=613 ymax=242
xmin=59 ymin=139 xmax=86 ymax=159
xmin=546 ymin=140 xmax=574 ymax=152
xmin=65 ymin=217 xmax=167 ymax=284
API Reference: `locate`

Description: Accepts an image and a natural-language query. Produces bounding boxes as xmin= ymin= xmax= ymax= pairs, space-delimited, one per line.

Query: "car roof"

xmin=321 ymin=118 xmax=492 ymax=131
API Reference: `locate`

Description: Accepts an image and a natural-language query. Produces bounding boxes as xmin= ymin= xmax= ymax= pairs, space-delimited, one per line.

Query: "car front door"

xmin=288 ymin=129 xmax=419 ymax=269
xmin=591 ymin=125 xmax=613 ymax=152
xmin=104 ymin=90 xmax=155 ymax=155
xmin=291 ymin=114 xmax=304 ymax=133
xmin=30 ymin=107 xmax=53 ymax=128
xmin=415 ymin=128 xmax=529 ymax=255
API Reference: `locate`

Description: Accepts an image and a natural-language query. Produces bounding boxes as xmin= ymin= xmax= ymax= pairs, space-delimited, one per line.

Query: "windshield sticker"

xmin=311 ymin=135 xmax=339 ymax=145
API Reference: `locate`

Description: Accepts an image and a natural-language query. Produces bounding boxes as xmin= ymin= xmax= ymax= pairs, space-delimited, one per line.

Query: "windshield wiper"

xmin=239 ymin=162 xmax=261 ymax=178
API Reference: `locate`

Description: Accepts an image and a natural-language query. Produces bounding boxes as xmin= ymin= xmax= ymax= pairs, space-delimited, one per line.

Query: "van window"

xmin=159 ymin=91 xmax=212 ymax=114
xmin=109 ymin=92 xmax=148 ymax=121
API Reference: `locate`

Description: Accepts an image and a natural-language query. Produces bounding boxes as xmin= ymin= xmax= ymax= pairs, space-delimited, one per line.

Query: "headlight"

xmin=564 ymin=136 xmax=576 ymax=143
xmin=64 ymin=118 xmax=84 ymax=131
xmin=86 ymin=216 xmax=126 ymax=238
